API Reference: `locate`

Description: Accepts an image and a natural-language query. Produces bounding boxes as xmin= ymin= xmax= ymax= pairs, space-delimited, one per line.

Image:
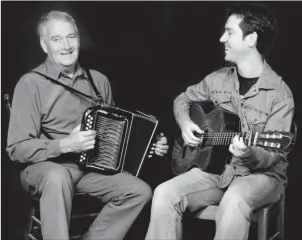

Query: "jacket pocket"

xmin=211 ymin=91 xmax=232 ymax=105
xmin=244 ymin=109 xmax=268 ymax=132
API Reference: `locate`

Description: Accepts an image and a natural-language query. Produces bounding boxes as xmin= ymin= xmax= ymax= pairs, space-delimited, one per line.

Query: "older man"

xmin=7 ymin=10 xmax=168 ymax=240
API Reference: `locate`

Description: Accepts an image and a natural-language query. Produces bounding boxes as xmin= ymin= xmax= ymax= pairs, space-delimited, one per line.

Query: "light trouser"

xmin=20 ymin=160 xmax=152 ymax=240
xmin=145 ymin=168 xmax=282 ymax=240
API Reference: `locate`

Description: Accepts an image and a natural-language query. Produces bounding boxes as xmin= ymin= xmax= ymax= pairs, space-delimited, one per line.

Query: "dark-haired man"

xmin=146 ymin=4 xmax=294 ymax=240
xmin=7 ymin=10 xmax=168 ymax=240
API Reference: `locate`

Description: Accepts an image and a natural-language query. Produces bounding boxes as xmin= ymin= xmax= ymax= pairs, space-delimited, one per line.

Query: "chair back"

xmin=4 ymin=93 xmax=12 ymax=119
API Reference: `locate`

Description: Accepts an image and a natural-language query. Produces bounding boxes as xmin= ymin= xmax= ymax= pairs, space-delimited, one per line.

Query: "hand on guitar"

xmin=180 ymin=120 xmax=204 ymax=147
xmin=229 ymin=135 xmax=252 ymax=158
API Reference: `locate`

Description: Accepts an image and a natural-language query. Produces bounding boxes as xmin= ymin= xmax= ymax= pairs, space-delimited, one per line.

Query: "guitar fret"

xmin=253 ymin=132 xmax=258 ymax=146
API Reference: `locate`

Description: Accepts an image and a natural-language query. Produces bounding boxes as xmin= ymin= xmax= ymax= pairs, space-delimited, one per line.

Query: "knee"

xmin=43 ymin=168 xmax=73 ymax=190
xmin=152 ymin=182 xmax=175 ymax=207
xmin=135 ymin=181 xmax=152 ymax=204
xmin=218 ymin=189 xmax=251 ymax=220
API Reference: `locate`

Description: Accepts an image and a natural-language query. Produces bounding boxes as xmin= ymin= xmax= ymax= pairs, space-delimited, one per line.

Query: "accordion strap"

xmin=84 ymin=68 xmax=103 ymax=104
xmin=30 ymin=69 xmax=104 ymax=140
xmin=30 ymin=69 xmax=103 ymax=104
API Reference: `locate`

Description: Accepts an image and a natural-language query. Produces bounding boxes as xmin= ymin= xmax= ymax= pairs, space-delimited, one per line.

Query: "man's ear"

xmin=40 ymin=39 xmax=48 ymax=54
xmin=246 ymin=32 xmax=258 ymax=48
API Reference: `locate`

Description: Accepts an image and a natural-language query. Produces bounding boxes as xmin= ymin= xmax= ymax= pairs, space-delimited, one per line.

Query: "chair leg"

xmin=276 ymin=194 xmax=285 ymax=240
xmin=257 ymin=208 xmax=269 ymax=240
xmin=24 ymin=205 xmax=36 ymax=240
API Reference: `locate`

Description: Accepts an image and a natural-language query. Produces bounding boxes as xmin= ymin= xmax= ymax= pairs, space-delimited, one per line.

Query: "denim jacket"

xmin=174 ymin=61 xmax=294 ymax=187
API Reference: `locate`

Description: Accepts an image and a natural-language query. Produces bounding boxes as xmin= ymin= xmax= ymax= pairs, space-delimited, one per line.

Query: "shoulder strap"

xmin=30 ymin=71 xmax=100 ymax=104
xmin=84 ymin=68 xmax=103 ymax=103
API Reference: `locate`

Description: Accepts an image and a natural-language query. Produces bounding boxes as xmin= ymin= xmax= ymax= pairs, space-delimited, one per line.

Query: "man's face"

xmin=220 ymin=14 xmax=250 ymax=64
xmin=40 ymin=19 xmax=80 ymax=71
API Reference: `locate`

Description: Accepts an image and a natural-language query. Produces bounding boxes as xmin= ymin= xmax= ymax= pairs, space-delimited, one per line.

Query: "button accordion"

xmin=77 ymin=105 xmax=159 ymax=176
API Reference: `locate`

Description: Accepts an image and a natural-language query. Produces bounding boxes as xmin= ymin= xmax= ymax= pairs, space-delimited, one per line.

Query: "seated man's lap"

xmin=224 ymin=174 xmax=283 ymax=210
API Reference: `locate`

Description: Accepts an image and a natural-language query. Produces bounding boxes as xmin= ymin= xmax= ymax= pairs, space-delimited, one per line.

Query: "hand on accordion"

xmin=148 ymin=132 xmax=169 ymax=157
xmin=60 ymin=124 xmax=97 ymax=154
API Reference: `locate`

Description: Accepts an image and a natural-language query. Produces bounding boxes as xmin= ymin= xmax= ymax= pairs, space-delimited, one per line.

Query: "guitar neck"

xmin=203 ymin=132 xmax=256 ymax=146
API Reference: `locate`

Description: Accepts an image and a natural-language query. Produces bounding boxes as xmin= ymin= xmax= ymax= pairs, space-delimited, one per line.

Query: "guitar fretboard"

xmin=202 ymin=132 xmax=255 ymax=146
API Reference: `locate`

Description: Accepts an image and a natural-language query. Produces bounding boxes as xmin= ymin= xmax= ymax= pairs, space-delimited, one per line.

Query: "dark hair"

xmin=226 ymin=3 xmax=277 ymax=55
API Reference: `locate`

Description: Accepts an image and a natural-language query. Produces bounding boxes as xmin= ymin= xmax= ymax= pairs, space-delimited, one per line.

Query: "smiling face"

xmin=40 ymin=19 xmax=80 ymax=72
xmin=220 ymin=14 xmax=251 ymax=64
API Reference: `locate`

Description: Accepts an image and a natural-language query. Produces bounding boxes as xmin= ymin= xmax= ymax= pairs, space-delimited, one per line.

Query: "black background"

xmin=2 ymin=1 xmax=301 ymax=240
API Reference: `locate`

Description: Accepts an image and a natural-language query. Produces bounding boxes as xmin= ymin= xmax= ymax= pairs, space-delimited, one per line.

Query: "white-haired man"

xmin=7 ymin=10 xmax=168 ymax=240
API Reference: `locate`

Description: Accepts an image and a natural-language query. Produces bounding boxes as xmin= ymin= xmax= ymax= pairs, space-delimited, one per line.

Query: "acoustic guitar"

xmin=172 ymin=101 xmax=295 ymax=175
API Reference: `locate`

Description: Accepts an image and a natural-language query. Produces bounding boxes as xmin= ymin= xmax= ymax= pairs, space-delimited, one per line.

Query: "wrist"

xmin=59 ymin=138 xmax=70 ymax=154
xmin=242 ymin=147 xmax=253 ymax=158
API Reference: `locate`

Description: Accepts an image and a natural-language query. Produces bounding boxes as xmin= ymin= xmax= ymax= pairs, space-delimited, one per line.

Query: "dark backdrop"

xmin=2 ymin=1 xmax=301 ymax=240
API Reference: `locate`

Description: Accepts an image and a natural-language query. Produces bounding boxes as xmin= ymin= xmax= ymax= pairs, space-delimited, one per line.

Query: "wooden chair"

xmin=4 ymin=94 xmax=102 ymax=240
xmin=194 ymin=189 xmax=285 ymax=240
xmin=193 ymin=121 xmax=297 ymax=240
xmin=24 ymin=193 xmax=102 ymax=240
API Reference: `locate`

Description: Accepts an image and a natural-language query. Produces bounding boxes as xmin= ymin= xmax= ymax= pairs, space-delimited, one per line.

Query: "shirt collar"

xmin=37 ymin=57 xmax=88 ymax=80
xmin=230 ymin=60 xmax=280 ymax=90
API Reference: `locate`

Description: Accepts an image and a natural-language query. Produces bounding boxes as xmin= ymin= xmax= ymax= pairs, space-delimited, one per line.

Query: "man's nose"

xmin=62 ymin=38 xmax=71 ymax=49
xmin=220 ymin=32 xmax=227 ymax=43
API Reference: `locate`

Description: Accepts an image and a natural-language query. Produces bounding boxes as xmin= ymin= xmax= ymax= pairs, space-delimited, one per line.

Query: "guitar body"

xmin=172 ymin=101 xmax=240 ymax=175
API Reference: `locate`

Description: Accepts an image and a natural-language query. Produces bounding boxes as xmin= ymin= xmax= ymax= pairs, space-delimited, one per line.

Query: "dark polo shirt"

xmin=7 ymin=58 xmax=114 ymax=164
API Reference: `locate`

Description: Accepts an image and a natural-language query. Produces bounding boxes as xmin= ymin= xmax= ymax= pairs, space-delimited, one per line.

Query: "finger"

xmin=84 ymin=139 xmax=96 ymax=147
xmin=156 ymin=132 xmax=165 ymax=141
xmin=152 ymin=144 xmax=169 ymax=150
xmin=83 ymin=135 xmax=97 ymax=141
xmin=192 ymin=124 xmax=204 ymax=134
xmin=183 ymin=130 xmax=199 ymax=146
xmin=232 ymin=135 xmax=240 ymax=144
xmin=155 ymin=151 xmax=164 ymax=157
xmin=186 ymin=131 xmax=201 ymax=144
xmin=81 ymin=130 xmax=97 ymax=137
xmin=156 ymin=137 xmax=168 ymax=144
xmin=239 ymin=137 xmax=247 ymax=147
xmin=233 ymin=137 xmax=246 ymax=149
xmin=155 ymin=148 xmax=168 ymax=154
xmin=229 ymin=144 xmax=235 ymax=154
xmin=84 ymin=144 xmax=95 ymax=150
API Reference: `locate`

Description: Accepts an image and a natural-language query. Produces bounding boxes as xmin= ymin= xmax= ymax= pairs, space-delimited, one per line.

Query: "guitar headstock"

xmin=254 ymin=131 xmax=294 ymax=152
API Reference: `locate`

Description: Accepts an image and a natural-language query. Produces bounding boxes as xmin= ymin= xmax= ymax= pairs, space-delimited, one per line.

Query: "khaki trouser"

xmin=21 ymin=160 xmax=152 ymax=240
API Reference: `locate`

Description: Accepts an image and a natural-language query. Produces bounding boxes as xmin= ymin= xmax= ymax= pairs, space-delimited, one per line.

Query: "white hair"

xmin=37 ymin=10 xmax=79 ymax=39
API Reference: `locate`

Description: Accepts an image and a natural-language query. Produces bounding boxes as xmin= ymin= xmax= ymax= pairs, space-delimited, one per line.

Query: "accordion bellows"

xmin=78 ymin=105 xmax=158 ymax=176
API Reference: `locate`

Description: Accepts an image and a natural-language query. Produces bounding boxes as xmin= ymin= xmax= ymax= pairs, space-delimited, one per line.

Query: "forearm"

xmin=247 ymin=93 xmax=294 ymax=170
xmin=245 ymin=147 xmax=285 ymax=170
xmin=7 ymin=138 xmax=61 ymax=164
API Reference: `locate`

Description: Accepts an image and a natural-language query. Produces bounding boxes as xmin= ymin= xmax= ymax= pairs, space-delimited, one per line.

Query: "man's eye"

xmin=53 ymin=38 xmax=60 ymax=42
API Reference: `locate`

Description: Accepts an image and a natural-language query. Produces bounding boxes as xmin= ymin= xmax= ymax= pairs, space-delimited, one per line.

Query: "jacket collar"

xmin=230 ymin=60 xmax=280 ymax=90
